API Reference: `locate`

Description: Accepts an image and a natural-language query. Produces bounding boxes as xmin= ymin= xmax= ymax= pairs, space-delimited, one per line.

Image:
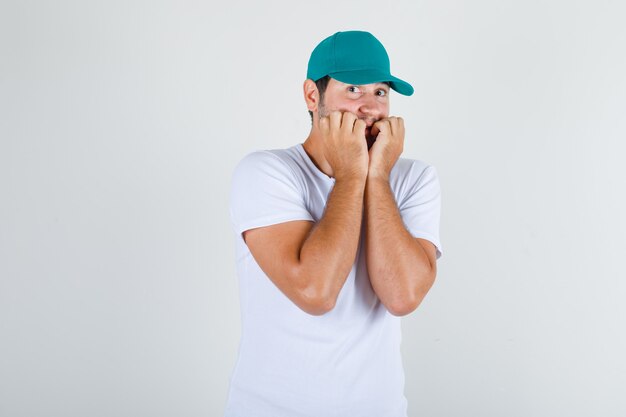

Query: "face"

xmin=317 ymin=78 xmax=390 ymax=149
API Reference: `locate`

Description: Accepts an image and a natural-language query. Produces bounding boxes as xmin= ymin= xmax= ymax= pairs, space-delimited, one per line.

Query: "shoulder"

xmin=231 ymin=146 xmax=308 ymax=196
xmin=388 ymin=157 xmax=441 ymax=207
xmin=391 ymin=157 xmax=439 ymax=185
xmin=234 ymin=148 xmax=287 ymax=170
xmin=233 ymin=147 xmax=299 ymax=178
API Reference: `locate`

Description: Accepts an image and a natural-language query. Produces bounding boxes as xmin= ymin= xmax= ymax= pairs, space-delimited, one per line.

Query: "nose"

xmin=357 ymin=92 xmax=384 ymax=120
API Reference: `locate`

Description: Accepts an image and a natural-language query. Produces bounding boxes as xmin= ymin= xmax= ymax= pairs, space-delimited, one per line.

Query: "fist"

xmin=368 ymin=116 xmax=405 ymax=180
xmin=319 ymin=111 xmax=369 ymax=181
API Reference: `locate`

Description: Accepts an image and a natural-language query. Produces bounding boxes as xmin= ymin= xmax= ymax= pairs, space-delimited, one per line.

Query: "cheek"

xmin=335 ymin=103 xmax=361 ymax=114
xmin=324 ymin=96 xmax=357 ymax=112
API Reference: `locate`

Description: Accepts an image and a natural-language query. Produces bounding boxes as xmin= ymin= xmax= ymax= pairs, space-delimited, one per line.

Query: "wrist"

xmin=334 ymin=169 xmax=368 ymax=183
xmin=334 ymin=175 xmax=367 ymax=189
xmin=367 ymin=168 xmax=390 ymax=182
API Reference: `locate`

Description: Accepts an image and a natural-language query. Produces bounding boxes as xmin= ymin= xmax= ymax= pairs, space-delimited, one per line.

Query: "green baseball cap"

xmin=307 ymin=30 xmax=414 ymax=96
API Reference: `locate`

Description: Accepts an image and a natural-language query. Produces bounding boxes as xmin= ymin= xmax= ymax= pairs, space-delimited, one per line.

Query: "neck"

xmin=302 ymin=128 xmax=334 ymax=179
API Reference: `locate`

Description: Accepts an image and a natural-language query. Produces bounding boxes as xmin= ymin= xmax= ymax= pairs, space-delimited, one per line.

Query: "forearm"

xmin=364 ymin=176 xmax=434 ymax=316
xmin=297 ymin=177 xmax=366 ymax=304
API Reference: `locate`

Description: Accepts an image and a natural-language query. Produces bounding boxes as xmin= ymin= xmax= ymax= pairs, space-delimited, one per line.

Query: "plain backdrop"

xmin=1 ymin=0 xmax=625 ymax=416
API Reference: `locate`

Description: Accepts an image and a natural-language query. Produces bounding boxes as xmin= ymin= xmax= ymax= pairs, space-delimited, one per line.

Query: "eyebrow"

xmin=352 ymin=83 xmax=390 ymax=89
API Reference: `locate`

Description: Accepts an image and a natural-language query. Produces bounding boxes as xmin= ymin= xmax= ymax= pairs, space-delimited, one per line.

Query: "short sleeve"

xmin=229 ymin=151 xmax=314 ymax=237
xmin=398 ymin=164 xmax=443 ymax=259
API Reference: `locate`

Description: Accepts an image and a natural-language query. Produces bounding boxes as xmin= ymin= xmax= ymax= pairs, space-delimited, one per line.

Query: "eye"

xmin=348 ymin=86 xmax=360 ymax=93
xmin=376 ymin=89 xmax=388 ymax=97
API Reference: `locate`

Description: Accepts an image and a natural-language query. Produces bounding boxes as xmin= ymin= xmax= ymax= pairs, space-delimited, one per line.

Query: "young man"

xmin=225 ymin=30 xmax=443 ymax=417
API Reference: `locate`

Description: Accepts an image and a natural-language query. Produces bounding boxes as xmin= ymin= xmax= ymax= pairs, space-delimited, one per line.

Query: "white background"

xmin=1 ymin=0 xmax=625 ymax=416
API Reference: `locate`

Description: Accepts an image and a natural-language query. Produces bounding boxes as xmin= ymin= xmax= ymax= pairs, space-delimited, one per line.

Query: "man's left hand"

xmin=368 ymin=116 xmax=405 ymax=181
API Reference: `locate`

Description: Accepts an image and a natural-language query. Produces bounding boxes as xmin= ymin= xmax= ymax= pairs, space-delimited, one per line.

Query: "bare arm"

xmin=244 ymin=176 xmax=365 ymax=315
xmin=364 ymin=176 xmax=437 ymax=316
xmin=364 ymin=116 xmax=438 ymax=316
xmin=244 ymin=111 xmax=369 ymax=316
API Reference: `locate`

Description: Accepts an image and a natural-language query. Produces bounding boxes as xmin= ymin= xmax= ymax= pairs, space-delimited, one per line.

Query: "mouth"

xmin=365 ymin=128 xmax=377 ymax=150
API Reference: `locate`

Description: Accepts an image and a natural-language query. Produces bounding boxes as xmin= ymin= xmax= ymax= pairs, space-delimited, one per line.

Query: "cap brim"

xmin=328 ymin=69 xmax=414 ymax=96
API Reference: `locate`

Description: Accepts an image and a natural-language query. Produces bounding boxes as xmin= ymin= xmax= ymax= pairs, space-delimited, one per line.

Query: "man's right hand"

xmin=319 ymin=111 xmax=369 ymax=181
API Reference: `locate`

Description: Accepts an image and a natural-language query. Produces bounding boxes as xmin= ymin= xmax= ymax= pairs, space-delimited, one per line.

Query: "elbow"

xmin=300 ymin=298 xmax=336 ymax=316
xmin=290 ymin=267 xmax=338 ymax=316
xmin=386 ymin=297 xmax=419 ymax=317
xmin=297 ymin=287 xmax=337 ymax=315
xmin=386 ymin=273 xmax=436 ymax=317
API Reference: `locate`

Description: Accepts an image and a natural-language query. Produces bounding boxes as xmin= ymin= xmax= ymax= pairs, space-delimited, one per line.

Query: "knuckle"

xmin=342 ymin=111 xmax=356 ymax=121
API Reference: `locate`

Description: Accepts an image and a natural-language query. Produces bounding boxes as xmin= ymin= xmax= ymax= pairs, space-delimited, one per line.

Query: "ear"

xmin=303 ymin=79 xmax=320 ymax=113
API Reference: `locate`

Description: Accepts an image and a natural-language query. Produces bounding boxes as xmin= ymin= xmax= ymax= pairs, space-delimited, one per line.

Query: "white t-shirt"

xmin=225 ymin=143 xmax=442 ymax=417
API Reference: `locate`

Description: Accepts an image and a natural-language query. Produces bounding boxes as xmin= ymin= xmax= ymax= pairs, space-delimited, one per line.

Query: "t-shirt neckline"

xmin=296 ymin=143 xmax=335 ymax=183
